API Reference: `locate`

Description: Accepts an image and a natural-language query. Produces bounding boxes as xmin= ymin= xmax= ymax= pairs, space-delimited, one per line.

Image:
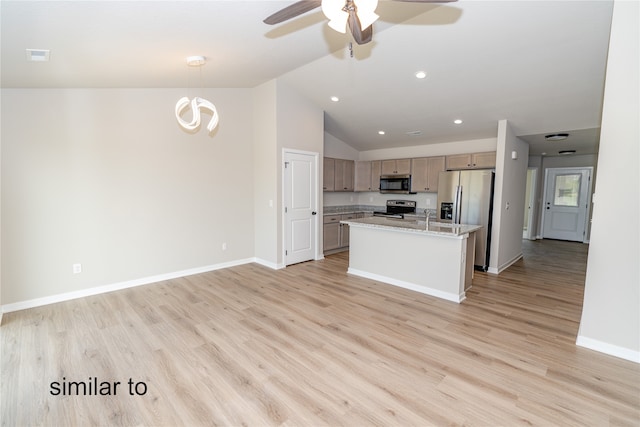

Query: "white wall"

xmin=253 ymin=81 xmax=279 ymax=267
xmin=1 ymin=88 xmax=255 ymax=306
xmin=275 ymin=81 xmax=324 ymax=263
xmin=252 ymin=80 xmax=324 ymax=268
xmin=324 ymin=132 xmax=359 ymax=160
xmin=577 ymin=0 xmax=639 ymax=362
xmin=490 ymin=120 xmax=529 ymax=273
xmin=0 ymin=92 xmax=2 ymax=321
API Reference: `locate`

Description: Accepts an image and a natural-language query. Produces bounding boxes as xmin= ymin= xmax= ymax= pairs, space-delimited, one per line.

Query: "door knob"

xmin=312 ymin=211 xmax=317 ymax=215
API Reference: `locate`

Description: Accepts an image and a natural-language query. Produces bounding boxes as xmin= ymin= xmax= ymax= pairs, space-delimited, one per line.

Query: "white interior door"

xmin=284 ymin=151 xmax=317 ymax=265
xmin=542 ymin=168 xmax=591 ymax=242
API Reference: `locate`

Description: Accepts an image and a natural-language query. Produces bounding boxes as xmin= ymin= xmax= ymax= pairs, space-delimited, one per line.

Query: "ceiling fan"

xmin=264 ymin=0 xmax=457 ymax=45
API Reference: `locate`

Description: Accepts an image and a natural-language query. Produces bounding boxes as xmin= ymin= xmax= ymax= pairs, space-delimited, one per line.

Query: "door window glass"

xmin=554 ymin=174 xmax=581 ymax=207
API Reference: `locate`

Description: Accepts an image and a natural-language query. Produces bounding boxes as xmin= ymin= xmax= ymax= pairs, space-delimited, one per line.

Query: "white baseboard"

xmin=1 ymin=257 xmax=256 ymax=314
xmin=576 ymin=335 xmax=640 ymax=364
xmin=347 ymin=268 xmax=464 ymax=303
xmin=254 ymin=258 xmax=284 ymax=270
xmin=487 ymin=252 xmax=523 ymax=275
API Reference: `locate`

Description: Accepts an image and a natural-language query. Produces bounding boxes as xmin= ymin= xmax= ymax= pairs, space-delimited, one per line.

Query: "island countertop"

xmin=340 ymin=216 xmax=482 ymax=238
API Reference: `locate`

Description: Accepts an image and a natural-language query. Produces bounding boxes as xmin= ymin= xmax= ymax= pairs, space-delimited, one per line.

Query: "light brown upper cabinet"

xmin=354 ymin=160 xmax=382 ymax=192
xmin=323 ymin=157 xmax=354 ymax=192
xmin=354 ymin=161 xmax=372 ymax=192
xmin=381 ymin=159 xmax=411 ymax=175
xmin=323 ymin=157 xmax=335 ymax=191
xmin=445 ymin=152 xmax=496 ymax=170
xmin=371 ymin=161 xmax=381 ymax=192
xmin=411 ymin=156 xmax=446 ymax=192
xmin=333 ymin=158 xmax=354 ymax=192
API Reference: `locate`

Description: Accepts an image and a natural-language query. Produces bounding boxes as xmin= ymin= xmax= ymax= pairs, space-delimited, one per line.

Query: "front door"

xmin=542 ymin=167 xmax=591 ymax=242
xmin=284 ymin=151 xmax=318 ymax=265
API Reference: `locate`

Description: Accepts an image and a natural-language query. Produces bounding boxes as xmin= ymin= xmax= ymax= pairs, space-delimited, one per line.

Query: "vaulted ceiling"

xmin=1 ymin=0 xmax=614 ymax=156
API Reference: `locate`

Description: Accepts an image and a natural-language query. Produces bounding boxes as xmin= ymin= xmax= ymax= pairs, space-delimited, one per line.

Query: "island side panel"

xmin=347 ymin=226 xmax=468 ymax=303
xmin=465 ymin=231 xmax=476 ymax=290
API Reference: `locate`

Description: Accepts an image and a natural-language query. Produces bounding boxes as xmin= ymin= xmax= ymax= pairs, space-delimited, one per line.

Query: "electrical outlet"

xmin=222 ymin=242 xmax=227 ymax=251
xmin=73 ymin=263 xmax=82 ymax=274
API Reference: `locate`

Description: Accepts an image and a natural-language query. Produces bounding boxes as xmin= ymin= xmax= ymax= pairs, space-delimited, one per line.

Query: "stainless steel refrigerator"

xmin=437 ymin=169 xmax=495 ymax=271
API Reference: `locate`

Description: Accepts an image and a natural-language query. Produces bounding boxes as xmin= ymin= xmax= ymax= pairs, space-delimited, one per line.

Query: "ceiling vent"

xmin=26 ymin=49 xmax=50 ymax=62
xmin=406 ymin=130 xmax=422 ymax=136
xmin=545 ymin=133 xmax=569 ymax=141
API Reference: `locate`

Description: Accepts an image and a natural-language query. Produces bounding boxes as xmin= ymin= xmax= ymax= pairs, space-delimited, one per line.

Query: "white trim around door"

xmin=282 ymin=149 xmax=321 ymax=266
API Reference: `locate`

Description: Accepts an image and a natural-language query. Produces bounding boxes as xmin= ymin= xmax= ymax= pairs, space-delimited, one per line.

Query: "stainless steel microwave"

xmin=379 ymin=174 xmax=411 ymax=194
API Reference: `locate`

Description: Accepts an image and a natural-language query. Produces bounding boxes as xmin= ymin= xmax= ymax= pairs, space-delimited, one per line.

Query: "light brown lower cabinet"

xmin=323 ymin=213 xmax=364 ymax=253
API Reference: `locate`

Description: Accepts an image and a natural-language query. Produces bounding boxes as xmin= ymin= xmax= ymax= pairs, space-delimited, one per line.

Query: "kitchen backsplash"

xmin=323 ymin=191 xmax=438 ymax=211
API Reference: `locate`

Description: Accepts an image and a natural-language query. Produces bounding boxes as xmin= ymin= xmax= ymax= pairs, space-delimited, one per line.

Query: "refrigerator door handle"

xmin=454 ymin=185 xmax=463 ymax=224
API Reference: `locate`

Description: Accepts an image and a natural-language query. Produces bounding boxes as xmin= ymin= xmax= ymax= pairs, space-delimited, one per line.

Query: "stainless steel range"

xmin=373 ymin=200 xmax=417 ymax=219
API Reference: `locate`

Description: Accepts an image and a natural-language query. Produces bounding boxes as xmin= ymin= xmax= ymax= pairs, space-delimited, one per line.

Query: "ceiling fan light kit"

xmin=264 ymin=0 xmax=456 ymax=45
xmin=320 ymin=0 xmax=380 ymax=33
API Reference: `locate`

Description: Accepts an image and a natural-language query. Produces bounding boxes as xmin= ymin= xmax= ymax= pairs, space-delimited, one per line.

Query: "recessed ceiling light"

xmin=453 ymin=119 xmax=463 ymax=125
xmin=378 ymin=130 xmax=385 ymax=135
xmin=186 ymin=55 xmax=206 ymax=66
xmin=415 ymin=71 xmax=427 ymax=79
xmin=541 ymin=152 xmax=547 ymax=156
xmin=26 ymin=49 xmax=50 ymax=62
xmin=545 ymin=133 xmax=569 ymax=141
xmin=330 ymin=96 xmax=339 ymax=102
xmin=559 ymin=150 xmax=576 ymax=155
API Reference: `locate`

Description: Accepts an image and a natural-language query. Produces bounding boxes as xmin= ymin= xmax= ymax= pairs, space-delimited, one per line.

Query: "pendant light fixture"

xmin=175 ymin=56 xmax=219 ymax=134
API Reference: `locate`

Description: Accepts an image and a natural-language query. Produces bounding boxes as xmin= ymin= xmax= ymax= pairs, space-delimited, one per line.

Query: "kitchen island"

xmin=340 ymin=216 xmax=482 ymax=303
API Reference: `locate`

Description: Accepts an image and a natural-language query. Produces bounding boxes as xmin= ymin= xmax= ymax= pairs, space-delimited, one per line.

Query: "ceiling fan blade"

xmin=263 ymin=0 xmax=323 ymax=25
xmin=347 ymin=9 xmax=373 ymax=45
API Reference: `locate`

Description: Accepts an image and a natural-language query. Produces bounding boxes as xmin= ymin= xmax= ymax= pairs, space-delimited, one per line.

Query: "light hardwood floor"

xmin=2 ymin=239 xmax=639 ymax=426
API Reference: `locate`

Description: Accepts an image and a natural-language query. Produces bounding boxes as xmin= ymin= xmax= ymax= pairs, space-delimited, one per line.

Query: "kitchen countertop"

xmin=340 ymin=216 xmax=482 ymax=238
xmin=324 ymin=205 xmax=434 ymax=217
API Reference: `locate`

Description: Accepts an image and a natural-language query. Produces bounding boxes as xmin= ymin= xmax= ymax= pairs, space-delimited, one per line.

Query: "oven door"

xmin=379 ymin=175 xmax=411 ymax=193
